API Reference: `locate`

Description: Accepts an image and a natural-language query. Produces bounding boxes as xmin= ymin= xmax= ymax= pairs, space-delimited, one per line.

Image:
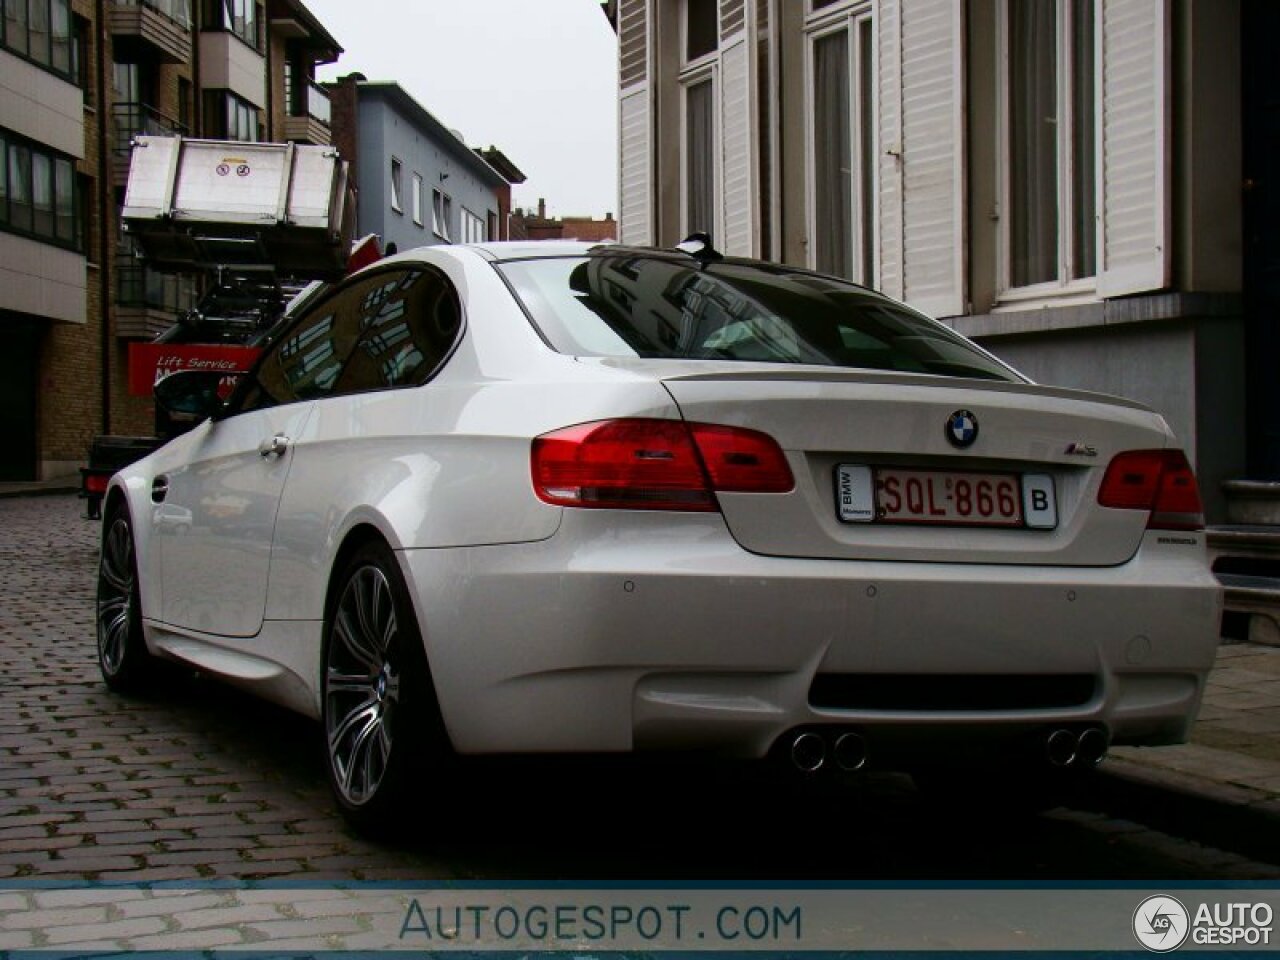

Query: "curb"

xmin=1084 ymin=756 xmax=1280 ymax=865
xmin=0 ymin=484 xmax=80 ymax=499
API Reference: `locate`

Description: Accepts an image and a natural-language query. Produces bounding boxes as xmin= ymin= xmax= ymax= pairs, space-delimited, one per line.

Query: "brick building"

xmin=0 ymin=0 xmax=342 ymax=481
xmin=510 ymin=198 xmax=617 ymax=243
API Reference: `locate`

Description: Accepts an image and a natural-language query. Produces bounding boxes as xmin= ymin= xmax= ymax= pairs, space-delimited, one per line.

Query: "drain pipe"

xmin=95 ymin=0 xmax=111 ymax=435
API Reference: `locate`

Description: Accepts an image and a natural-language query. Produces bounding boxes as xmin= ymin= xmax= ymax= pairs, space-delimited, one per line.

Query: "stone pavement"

xmin=0 ymin=492 xmax=1277 ymax=887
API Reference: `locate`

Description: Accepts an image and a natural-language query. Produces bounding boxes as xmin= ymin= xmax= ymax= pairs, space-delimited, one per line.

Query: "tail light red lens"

xmin=532 ymin=418 xmax=793 ymax=511
xmin=1097 ymin=449 xmax=1204 ymax=530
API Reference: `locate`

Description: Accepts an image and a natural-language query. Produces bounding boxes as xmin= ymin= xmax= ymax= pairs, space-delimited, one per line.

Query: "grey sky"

xmin=307 ymin=0 xmax=619 ymax=220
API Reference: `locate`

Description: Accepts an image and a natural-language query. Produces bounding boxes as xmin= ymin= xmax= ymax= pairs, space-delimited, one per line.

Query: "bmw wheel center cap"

xmin=946 ymin=409 xmax=979 ymax=448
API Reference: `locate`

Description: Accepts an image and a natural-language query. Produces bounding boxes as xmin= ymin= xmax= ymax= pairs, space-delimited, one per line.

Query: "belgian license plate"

xmin=835 ymin=465 xmax=1058 ymax=529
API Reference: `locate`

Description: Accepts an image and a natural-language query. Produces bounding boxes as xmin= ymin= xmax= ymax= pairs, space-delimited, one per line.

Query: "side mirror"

xmin=153 ymin=370 xmax=240 ymax=428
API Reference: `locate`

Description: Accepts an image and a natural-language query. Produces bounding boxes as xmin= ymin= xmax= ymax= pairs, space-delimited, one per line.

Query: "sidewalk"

xmin=0 ymin=478 xmax=80 ymax=499
xmin=1091 ymin=640 xmax=1280 ymax=860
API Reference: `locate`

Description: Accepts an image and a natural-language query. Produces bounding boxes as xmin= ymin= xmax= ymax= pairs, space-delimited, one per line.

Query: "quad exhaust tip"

xmin=833 ymin=732 xmax=868 ymax=772
xmin=1047 ymin=727 xmax=1109 ymax=768
xmin=790 ymin=730 xmax=869 ymax=773
xmin=790 ymin=732 xmax=826 ymax=773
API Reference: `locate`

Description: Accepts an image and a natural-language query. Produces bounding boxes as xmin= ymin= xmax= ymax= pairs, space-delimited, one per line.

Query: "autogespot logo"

xmin=1133 ymin=895 xmax=1191 ymax=952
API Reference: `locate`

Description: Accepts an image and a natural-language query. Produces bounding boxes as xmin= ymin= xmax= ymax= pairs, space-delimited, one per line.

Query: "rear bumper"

xmin=403 ymin=512 xmax=1222 ymax=763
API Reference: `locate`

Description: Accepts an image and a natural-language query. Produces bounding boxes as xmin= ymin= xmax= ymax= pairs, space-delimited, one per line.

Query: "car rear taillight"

xmin=1097 ymin=449 xmax=1204 ymax=530
xmin=532 ymin=418 xmax=793 ymax=511
xmin=83 ymin=473 xmax=110 ymax=495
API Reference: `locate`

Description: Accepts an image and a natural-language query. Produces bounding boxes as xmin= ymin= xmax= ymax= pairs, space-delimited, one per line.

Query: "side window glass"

xmin=333 ymin=268 xmax=463 ymax=394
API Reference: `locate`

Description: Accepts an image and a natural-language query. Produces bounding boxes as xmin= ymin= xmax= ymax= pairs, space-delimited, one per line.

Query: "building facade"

xmin=0 ymin=0 xmax=341 ymax=481
xmin=615 ymin=0 xmax=1262 ymax=523
xmin=509 ymin=198 xmax=618 ymax=242
xmin=326 ymin=77 xmax=523 ymax=255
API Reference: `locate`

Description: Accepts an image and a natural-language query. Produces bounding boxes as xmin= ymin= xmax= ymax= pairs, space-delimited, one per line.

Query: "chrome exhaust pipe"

xmin=790 ymin=732 xmax=826 ymax=772
xmin=1046 ymin=728 xmax=1078 ymax=767
xmin=1076 ymin=727 xmax=1109 ymax=766
xmin=833 ymin=732 xmax=868 ymax=771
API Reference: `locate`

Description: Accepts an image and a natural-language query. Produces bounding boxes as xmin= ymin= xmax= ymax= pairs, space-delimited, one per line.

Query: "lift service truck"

xmin=81 ymin=134 xmax=367 ymax=518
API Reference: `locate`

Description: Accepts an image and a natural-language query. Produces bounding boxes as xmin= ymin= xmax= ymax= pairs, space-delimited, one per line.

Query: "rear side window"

xmin=233 ymin=267 xmax=462 ymax=413
xmin=497 ymin=255 xmax=1019 ymax=382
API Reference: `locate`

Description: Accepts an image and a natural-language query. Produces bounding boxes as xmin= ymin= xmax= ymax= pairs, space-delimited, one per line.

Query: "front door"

xmin=154 ymin=401 xmax=313 ymax=637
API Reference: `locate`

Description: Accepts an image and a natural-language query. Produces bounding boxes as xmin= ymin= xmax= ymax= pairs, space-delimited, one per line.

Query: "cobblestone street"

xmin=1 ymin=493 xmax=1278 ymax=884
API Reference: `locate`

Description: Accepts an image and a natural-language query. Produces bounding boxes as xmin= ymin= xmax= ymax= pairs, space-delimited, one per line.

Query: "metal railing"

xmin=112 ymin=102 xmax=188 ymax=161
xmin=287 ymin=79 xmax=331 ymax=125
xmin=113 ymin=0 xmax=193 ymax=30
xmin=116 ymin=254 xmax=197 ymax=314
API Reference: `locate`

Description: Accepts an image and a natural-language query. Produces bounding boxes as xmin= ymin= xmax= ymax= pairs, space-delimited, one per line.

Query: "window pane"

xmin=50 ymin=0 xmax=69 ymax=74
xmin=685 ymin=77 xmax=714 ymax=235
xmin=9 ymin=144 xmax=32 ymax=232
xmin=1071 ymin=0 xmax=1096 ymax=278
xmin=32 ymin=151 xmax=52 ymax=237
xmin=28 ymin=0 xmax=49 ymax=65
xmin=813 ymin=29 xmax=852 ymax=279
xmin=335 ymin=270 xmax=463 ymax=392
xmin=6 ymin=0 xmax=28 ymax=55
xmin=498 ymin=256 xmax=1018 ymax=381
xmin=1009 ymin=0 xmax=1059 ymax=287
xmin=390 ymin=159 xmax=402 ymax=211
xmin=686 ymin=0 xmax=716 ymax=61
xmin=54 ymin=157 xmax=73 ymax=242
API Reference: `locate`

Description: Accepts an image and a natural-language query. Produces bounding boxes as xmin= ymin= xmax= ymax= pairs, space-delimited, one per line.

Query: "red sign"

xmin=128 ymin=343 xmax=262 ymax=397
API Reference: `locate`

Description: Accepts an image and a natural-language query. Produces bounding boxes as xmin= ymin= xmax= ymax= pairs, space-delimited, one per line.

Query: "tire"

xmin=321 ymin=540 xmax=449 ymax=833
xmin=96 ymin=505 xmax=156 ymax=693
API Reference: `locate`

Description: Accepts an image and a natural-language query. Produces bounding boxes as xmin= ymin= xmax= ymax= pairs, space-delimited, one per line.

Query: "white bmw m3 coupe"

xmin=97 ymin=239 xmax=1221 ymax=828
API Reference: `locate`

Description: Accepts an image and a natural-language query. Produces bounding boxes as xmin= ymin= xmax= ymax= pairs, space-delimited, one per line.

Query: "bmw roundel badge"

xmin=946 ymin=409 xmax=979 ymax=448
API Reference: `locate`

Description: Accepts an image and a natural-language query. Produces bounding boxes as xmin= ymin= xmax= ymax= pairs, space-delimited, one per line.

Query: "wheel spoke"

xmin=333 ymin=606 xmax=381 ymax=673
xmin=339 ymin=707 xmax=381 ymax=798
xmin=326 ymin=667 xmax=374 ymax=698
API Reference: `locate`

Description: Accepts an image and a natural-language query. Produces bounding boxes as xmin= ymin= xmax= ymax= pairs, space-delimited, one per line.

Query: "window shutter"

xmin=619 ymin=0 xmax=653 ymax=245
xmin=1097 ymin=0 xmax=1170 ymax=298
xmin=877 ymin=0 xmax=905 ymax=300
xmin=719 ymin=7 xmax=753 ymax=257
xmin=879 ymin=0 xmax=967 ymax=317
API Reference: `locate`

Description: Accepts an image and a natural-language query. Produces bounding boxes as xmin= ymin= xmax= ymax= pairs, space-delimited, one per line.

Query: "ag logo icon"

xmin=1133 ymin=895 xmax=1190 ymax=952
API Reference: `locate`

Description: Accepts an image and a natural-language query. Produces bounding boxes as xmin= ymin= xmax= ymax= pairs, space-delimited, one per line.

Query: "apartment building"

xmin=614 ymin=0 xmax=1265 ymax=524
xmin=0 ymin=0 xmax=341 ymax=481
xmin=326 ymin=76 xmax=524 ymax=254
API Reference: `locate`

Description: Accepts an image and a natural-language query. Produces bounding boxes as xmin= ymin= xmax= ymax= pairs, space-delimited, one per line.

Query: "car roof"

xmin=463 ymin=240 xmax=607 ymax=261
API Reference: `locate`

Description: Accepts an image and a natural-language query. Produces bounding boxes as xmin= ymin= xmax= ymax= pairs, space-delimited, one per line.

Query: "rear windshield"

xmin=495 ymin=254 xmax=1020 ymax=382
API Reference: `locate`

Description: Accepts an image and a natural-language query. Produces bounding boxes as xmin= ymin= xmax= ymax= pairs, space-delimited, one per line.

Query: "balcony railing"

xmin=288 ymin=79 xmax=331 ymax=125
xmin=112 ymin=102 xmax=188 ymax=162
xmin=113 ymin=0 xmax=192 ymax=30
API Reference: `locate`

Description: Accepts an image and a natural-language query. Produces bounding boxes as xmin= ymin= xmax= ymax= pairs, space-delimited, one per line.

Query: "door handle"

xmin=151 ymin=476 xmax=169 ymax=503
xmin=259 ymin=434 xmax=290 ymax=458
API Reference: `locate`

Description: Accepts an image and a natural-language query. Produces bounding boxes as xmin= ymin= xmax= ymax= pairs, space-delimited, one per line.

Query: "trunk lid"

xmin=609 ymin=360 xmax=1174 ymax=567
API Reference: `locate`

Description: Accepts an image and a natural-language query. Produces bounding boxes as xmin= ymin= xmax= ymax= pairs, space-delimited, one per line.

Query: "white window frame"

xmin=390 ymin=157 xmax=403 ymax=214
xmin=460 ymin=207 xmax=485 ymax=243
xmin=679 ymin=1 xmax=720 ymax=241
xmin=995 ymin=0 xmax=1101 ymax=308
xmin=432 ymin=188 xmax=451 ymax=241
xmin=803 ymin=0 xmax=876 ymax=285
xmin=411 ymin=172 xmax=423 ymax=226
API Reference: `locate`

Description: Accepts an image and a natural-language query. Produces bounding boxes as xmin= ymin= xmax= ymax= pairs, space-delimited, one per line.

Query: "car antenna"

xmin=675 ymin=232 xmax=723 ymax=265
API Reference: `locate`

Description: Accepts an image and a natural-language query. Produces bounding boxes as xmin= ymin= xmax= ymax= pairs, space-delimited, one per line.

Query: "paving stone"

xmin=40 ymin=915 xmax=167 ymax=945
